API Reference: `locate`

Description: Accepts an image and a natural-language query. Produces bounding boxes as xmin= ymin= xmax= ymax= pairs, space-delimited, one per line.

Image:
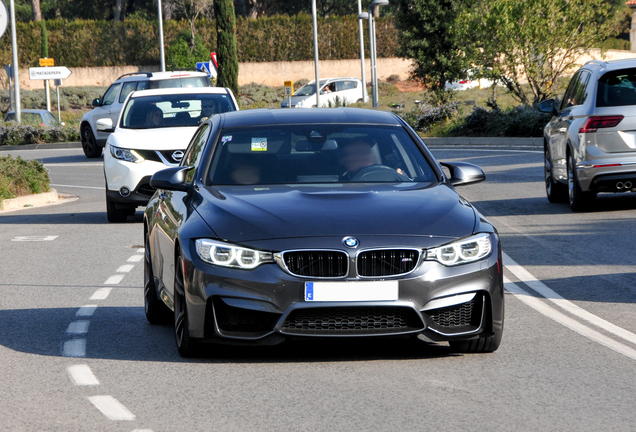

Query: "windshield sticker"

xmin=221 ymin=135 xmax=232 ymax=143
xmin=251 ymin=137 xmax=268 ymax=152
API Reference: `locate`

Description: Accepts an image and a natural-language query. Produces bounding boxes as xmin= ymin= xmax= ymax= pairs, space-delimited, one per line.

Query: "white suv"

xmin=80 ymin=71 xmax=212 ymax=158
xmin=280 ymin=77 xmax=367 ymax=108
xmin=102 ymin=87 xmax=238 ymax=222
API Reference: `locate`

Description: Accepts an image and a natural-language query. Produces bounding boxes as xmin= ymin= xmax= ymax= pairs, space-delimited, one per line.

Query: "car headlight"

xmin=109 ymin=145 xmax=144 ymax=163
xmin=195 ymin=239 xmax=273 ymax=269
xmin=425 ymin=233 xmax=492 ymax=266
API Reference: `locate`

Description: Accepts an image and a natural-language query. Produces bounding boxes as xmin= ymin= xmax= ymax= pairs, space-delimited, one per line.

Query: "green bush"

xmin=0 ymin=155 xmax=50 ymax=202
xmin=449 ymin=103 xmax=552 ymax=137
xmin=0 ymin=123 xmax=80 ymax=146
xmin=238 ymin=82 xmax=285 ymax=108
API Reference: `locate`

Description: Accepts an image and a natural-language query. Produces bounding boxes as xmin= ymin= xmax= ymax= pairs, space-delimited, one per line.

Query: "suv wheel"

xmin=81 ymin=125 xmax=102 ymax=158
xmin=545 ymin=145 xmax=567 ymax=203
xmin=567 ymin=152 xmax=596 ymax=212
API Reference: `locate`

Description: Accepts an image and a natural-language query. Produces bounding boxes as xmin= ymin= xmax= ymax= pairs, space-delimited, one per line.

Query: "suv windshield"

xmin=208 ymin=125 xmax=437 ymax=185
xmin=294 ymin=80 xmax=328 ymax=97
xmin=121 ymin=93 xmax=235 ymax=129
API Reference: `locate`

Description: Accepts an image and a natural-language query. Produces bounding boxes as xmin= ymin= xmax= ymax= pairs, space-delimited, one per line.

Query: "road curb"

xmin=0 ymin=188 xmax=60 ymax=211
xmin=0 ymin=142 xmax=82 ymax=151
xmin=420 ymin=137 xmax=542 ymax=147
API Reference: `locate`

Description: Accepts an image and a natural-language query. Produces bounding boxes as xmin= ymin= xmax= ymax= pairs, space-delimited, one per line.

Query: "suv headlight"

xmin=109 ymin=145 xmax=144 ymax=163
xmin=425 ymin=233 xmax=492 ymax=266
xmin=195 ymin=239 xmax=273 ymax=269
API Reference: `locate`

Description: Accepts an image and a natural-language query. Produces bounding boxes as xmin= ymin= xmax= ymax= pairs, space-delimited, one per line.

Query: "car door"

xmin=156 ymin=124 xmax=211 ymax=299
xmin=336 ymin=80 xmax=360 ymax=104
xmin=93 ymin=82 xmax=122 ymax=142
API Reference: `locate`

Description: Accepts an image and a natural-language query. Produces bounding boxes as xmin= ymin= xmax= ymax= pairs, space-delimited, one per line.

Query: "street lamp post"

xmin=356 ymin=0 xmax=368 ymax=103
xmin=360 ymin=0 xmax=389 ymax=109
xmin=157 ymin=0 xmax=165 ymax=72
xmin=312 ymin=0 xmax=320 ymax=107
xmin=9 ymin=0 xmax=20 ymax=123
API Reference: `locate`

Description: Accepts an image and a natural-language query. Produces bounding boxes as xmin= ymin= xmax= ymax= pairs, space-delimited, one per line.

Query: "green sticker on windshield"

xmin=251 ymin=137 xmax=267 ymax=152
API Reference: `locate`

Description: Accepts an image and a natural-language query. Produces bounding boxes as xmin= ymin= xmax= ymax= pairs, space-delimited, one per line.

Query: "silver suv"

xmin=80 ymin=71 xmax=211 ymax=158
xmin=539 ymin=59 xmax=636 ymax=211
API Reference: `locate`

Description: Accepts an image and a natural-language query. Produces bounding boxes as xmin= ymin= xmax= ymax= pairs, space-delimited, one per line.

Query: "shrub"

xmin=397 ymin=100 xmax=460 ymax=132
xmin=450 ymin=102 xmax=552 ymax=137
xmin=0 ymin=155 xmax=50 ymax=202
xmin=238 ymin=82 xmax=285 ymax=108
xmin=0 ymin=123 xmax=80 ymax=146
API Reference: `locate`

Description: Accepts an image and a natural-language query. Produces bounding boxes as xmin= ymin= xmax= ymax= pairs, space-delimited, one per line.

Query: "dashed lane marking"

xmin=104 ymin=275 xmax=124 ymax=285
xmin=127 ymin=255 xmax=143 ymax=263
xmin=88 ymin=396 xmax=136 ymax=421
xmin=63 ymin=339 xmax=86 ymax=358
xmin=68 ymin=365 xmax=99 ymax=386
xmin=91 ymin=287 xmax=113 ymax=299
xmin=66 ymin=320 xmax=90 ymax=335
xmin=76 ymin=305 xmax=97 ymax=317
xmin=117 ymin=264 xmax=134 ymax=273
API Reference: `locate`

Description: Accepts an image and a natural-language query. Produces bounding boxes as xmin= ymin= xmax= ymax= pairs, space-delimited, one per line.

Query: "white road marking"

xmin=67 ymin=365 xmax=99 ymax=386
xmin=46 ymin=163 xmax=102 ymax=167
xmin=76 ymin=305 xmax=97 ymax=317
xmin=88 ymin=396 xmax=136 ymax=421
xmin=505 ymin=278 xmax=636 ymax=361
xmin=66 ymin=320 xmax=90 ymax=335
xmin=132 ymin=430 xmax=154 ymax=432
xmin=428 ymin=147 xmax=543 ymax=154
xmin=91 ymin=287 xmax=113 ymax=299
xmin=63 ymin=339 xmax=86 ymax=357
xmin=127 ymin=255 xmax=143 ymax=263
xmin=136 ymin=248 xmax=145 ymax=254
xmin=104 ymin=275 xmax=124 ymax=285
xmin=11 ymin=235 xmax=58 ymax=242
xmin=504 ymin=252 xmax=636 ymax=346
xmin=49 ymin=183 xmax=105 ymax=190
xmin=117 ymin=264 xmax=134 ymax=273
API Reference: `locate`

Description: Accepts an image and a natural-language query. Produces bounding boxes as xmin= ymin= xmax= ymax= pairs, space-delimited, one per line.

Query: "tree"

xmin=463 ymin=0 xmax=625 ymax=104
xmin=166 ymin=29 xmax=209 ymax=70
xmin=31 ymin=0 xmax=42 ymax=20
xmin=214 ymin=0 xmax=239 ymax=96
xmin=394 ymin=0 xmax=472 ymax=104
xmin=171 ymin=0 xmax=213 ymax=52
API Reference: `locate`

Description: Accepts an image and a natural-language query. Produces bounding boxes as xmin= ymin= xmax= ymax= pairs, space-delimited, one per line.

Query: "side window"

xmin=337 ymin=80 xmax=357 ymax=91
xmin=119 ymin=81 xmax=138 ymax=103
xmin=137 ymin=81 xmax=150 ymax=90
xmin=560 ymin=71 xmax=589 ymax=110
xmin=183 ymin=124 xmax=210 ymax=183
xmin=102 ymin=83 xmax=122 ymax=106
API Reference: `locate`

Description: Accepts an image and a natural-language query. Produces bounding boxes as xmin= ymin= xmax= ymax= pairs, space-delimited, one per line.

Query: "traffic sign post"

xmin=284 ymin=80 xmax=294 ymax=108
xmin=4 ymin=64 xmax=13 ymax=111
xmin=54 ymin=78 xmax=62 ymax=123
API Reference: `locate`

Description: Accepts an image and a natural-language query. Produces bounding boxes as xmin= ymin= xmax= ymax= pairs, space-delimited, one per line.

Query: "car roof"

xmin=217 ymin=108 xmax=402 ymax=128
xmin=129 ymin=87 xmax=230 ymax=98
xmin=115 ymin=71 xmax=209 ymax=82
xmin=583 ymin=58 xmax=636 ymax=73
xmin=304 ymin=77 xmax=361 ymax=85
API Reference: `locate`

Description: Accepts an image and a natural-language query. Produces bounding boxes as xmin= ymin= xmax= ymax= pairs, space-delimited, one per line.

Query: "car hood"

xmin=194 ymin=183 xmax=477 ymax=243
xmin=107 ymin=126 xmax=198 ymax=150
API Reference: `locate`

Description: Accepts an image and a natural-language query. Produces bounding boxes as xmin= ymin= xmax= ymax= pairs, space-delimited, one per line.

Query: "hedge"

xmin=0 ymin=15 xmax=398 ymax=68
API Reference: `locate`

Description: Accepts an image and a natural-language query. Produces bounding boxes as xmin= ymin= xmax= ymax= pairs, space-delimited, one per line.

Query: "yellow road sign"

xmin=284 ymin=80 xmax=294 ymax=96
xmin=39 ymin=58 xmax=55 ymax=67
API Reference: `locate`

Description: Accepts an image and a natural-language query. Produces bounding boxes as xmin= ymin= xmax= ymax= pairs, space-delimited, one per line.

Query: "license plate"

xmin=304 ymin=281 xmax=398 ymax=302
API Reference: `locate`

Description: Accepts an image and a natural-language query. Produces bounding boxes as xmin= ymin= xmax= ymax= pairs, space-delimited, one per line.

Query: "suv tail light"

xmin=579 ymin=116 xmax=624 ymax=133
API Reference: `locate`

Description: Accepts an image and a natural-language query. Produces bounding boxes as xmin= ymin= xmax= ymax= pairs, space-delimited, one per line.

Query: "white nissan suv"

xmin=102 ymin=87 xmax=238 ymax=222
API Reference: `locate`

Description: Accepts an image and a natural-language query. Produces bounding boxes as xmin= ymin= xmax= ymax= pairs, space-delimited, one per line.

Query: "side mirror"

xmin=538 ymin=99 xmax=557 ymax=116
xmin=440 ymin=162 xmax=486 ymax=186
xmin=95 ymin=118 xmax=114 ymax=132
xmin=150 ymin=166 xmax=194 ymax=192
xmin=92 ymin=98 xmax=102 ymax=107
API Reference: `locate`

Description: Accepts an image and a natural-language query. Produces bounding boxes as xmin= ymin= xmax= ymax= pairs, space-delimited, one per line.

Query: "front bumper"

xmin=178 ymin=238 xmax=504 ymax=345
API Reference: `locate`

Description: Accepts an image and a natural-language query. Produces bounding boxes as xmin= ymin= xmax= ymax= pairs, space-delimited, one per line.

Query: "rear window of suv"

xmin=597 ymin=68 xmax=636 ymax=107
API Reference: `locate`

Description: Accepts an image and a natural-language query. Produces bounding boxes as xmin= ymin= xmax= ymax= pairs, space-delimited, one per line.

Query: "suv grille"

xmin=357 ymin=249 xmax=419 ymax=277
xmin=282 ymin=251 xmax=348 ymax=278
xmin=281 ymin=306 xmax=423 ymax=335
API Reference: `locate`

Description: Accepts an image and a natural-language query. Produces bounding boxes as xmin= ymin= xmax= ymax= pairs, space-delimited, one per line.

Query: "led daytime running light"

xmin=195 ymin=239 xmax=273 ymax=269
xmin=426 ymin=234 xmax=492 ymax=266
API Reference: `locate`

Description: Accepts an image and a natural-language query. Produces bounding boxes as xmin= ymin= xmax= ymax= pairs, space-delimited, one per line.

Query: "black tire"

xmin=567 ymin=152 xmax=596 ymax=212
xmin=174 ymin=256 xmax=199 ymax=358
xmin=81 ymin=125 xmax=102 ymax=158
xmin=106 ymin=193 xmax=128 ymax=223
xmin=544 ymin=145 xmax=567 ymax=203
xmin=144 ymin=232 xmax=172 ymax=325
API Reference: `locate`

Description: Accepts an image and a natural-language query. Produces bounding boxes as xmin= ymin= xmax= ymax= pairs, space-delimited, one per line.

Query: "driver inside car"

xmin=339 ymin=137 xmax=407 ymax=181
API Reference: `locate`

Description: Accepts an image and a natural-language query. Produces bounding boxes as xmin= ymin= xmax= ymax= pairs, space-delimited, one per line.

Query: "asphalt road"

xmin=1 ymin=145 xmax=636 ymax=431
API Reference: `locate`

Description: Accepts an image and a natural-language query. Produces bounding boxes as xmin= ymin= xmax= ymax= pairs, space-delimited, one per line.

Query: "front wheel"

xmin=81 ymin=125 xmax=102 ymax=158
xmin=174 ymin=256 xmax=199 ymax=358
xmin=567 ymin=152 xmax=596 ymax=212
xmin=106 ymin=192 xmax=128 ymax=223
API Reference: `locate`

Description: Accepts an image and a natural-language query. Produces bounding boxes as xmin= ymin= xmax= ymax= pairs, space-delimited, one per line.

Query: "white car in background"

xmin=102 ymin=87 xmax=238 ymax=222
xmin=445 ymin=69 xmax=499 ymax=91
xmin=80 ymin=70 xmax=212 ymax=158
xmin=280 ymin=77 xmax=367 ymax=108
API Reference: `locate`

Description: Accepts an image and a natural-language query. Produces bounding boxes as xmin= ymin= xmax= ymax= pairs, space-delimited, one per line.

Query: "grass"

xmin=0 ymin=155 xmax=50 ymax=203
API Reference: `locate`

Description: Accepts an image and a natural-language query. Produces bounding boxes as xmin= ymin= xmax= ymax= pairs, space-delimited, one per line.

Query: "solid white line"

xmin=63 ymin=339 xmax=86 ymax=357
xmin=66 ymin=320 xmax=90 ymax=335
xmin=117 ymin=264 xmax=134 ymax=273
xmin=504 ymin=278 xmax=636 ymax=361
xmin=46 ymin=163 xmax=102 ymax=167
xmin=67 ymin=365 xmax=99 ymax=386
xmin=127 ymin=255 xmax=143 ymax=263
xmin=88 ymin=396 xmax=136 ymax=421
xmin=91 ymin=287 xmax=113 ymax=299
xmin=428 ymin=147 xmax=543 ymax=154
xmin=503 ymin=252 xmax=636 ymax=346
xmin=104 ymin=275 xmax=124 ymax=285
xmin=76 ymin=305 xmax=97 ymax=317
xmin=49 ymin=183 xmax=105 ymax=190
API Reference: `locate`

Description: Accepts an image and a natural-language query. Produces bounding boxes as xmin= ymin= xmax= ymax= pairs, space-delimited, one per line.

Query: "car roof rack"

xmin=115 ymin=71 xmax=154 ymax=80
xmin=584 ymin=60 xmax=607 ymax=68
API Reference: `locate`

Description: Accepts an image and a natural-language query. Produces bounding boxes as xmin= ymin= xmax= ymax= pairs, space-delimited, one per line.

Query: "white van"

xmin=280 ymin=77 xmax=367 ymax=108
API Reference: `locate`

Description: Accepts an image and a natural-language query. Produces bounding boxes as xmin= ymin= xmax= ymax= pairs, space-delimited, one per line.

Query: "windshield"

xmin=208 ymin=125 xmax=437 ymax=186
xmin=293 ymin=80 xmax=327 ymax=97
xmin=120 ymin=93 xmax=235 ymax=129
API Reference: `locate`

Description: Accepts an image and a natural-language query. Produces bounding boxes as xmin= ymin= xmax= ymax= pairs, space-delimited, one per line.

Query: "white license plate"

xmin=304 ymin=281 xmax=398 ymax=302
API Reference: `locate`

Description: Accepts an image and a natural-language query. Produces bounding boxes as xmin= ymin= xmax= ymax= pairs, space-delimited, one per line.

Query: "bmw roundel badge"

xmin=343 ymin=236 xmax=359 ymax=248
